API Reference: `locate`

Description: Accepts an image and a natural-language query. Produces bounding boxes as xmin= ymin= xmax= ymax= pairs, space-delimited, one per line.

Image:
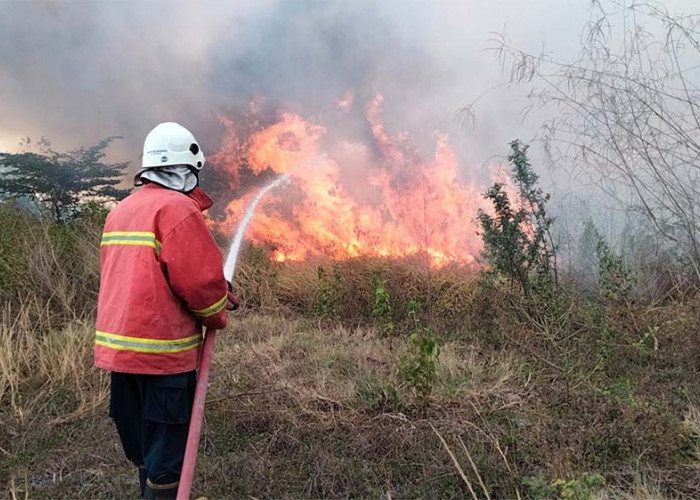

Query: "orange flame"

xmin=209 ymin=93 xmax=499 ymax=269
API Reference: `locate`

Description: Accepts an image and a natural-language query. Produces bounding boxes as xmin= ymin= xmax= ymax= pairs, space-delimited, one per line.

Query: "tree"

xmin=575 ymin=218 xmax=603 ymax=290
xmin=478 ymin=140 xmax=557 ymax=295
xmin=0 ymin=137 xmax=130 ymax=222
xmin=483 ymin=0 xmax=700 ymax=280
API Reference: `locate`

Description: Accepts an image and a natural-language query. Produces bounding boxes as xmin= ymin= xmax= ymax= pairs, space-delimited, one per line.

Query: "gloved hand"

xmin=226 ymin=281 xmax=240 ymax=311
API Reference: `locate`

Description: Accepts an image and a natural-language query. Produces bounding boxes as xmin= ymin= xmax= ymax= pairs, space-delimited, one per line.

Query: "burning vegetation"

xmin=207 ymin=93 xmax=493 ymax=269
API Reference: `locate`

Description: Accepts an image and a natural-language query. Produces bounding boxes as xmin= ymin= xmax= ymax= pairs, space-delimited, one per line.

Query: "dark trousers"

xmin=110 ymin=371 xmax=196 ymax=485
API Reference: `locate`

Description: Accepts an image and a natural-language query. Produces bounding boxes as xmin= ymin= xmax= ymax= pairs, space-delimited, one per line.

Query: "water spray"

xmin=223 ymin=173 xmax=291 ymax=281
xmin=178 ymin=173 xmax=291 ymax=500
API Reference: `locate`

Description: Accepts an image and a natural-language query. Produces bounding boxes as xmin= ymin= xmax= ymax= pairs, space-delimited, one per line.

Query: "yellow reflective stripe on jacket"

xmin=101 ymin=232 xmax=162 ymax=254
xmin=192 ymin=294 xmax=227 ymax=318
xmin=95 ymin=331 xmax=202 ymax=354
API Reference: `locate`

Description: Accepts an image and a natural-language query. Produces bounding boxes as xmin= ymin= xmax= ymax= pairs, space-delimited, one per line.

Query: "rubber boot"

xmin=138 ymin=466 xmax=147 ymax=497
xmin=144 ymin=478 xmax=179 ymax=500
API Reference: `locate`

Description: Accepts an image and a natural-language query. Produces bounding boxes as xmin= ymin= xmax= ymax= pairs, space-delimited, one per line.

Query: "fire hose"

xmin=176 ymin=174 xmax=290 ymax=500
xmin=176 ymin=328 xmax=216 ymax=500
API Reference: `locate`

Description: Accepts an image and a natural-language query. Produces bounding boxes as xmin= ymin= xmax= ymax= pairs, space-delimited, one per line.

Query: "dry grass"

xmin=595 ymin=479 xmax=668 ymax=500
xmin=684 ymin=404 xmax=700 ymax=471
xmin=216 ymin=315 xmax=525 ymax=414
xmin=0 ymin=298 xmax=109 ymax=499
xmin=233 ymin=251 xmax=480 ymax=331
xmin=0 ymin=300 xmax=107 ymax=427
xmin=195 ymin=313 xmax=532 ymax=499
xmin=0 ymin=204 xmax=101 ymax=319
xmin=2 ymin=206 xmax=700 ymax=498
xmin=2 ymin=306 xmax=699 ymax=498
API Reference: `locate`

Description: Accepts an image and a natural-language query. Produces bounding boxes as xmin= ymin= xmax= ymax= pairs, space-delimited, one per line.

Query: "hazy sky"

xmin=0 ymin=0 xmax=697 ymax=181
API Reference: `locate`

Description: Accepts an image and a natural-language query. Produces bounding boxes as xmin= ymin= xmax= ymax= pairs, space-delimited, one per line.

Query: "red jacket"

xmin=95 ymin=183 xmax=228 ymax=375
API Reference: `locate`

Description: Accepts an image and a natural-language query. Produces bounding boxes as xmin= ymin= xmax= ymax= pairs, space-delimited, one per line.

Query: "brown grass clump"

xmin=0 ymin=301 xmax=107 ymax=426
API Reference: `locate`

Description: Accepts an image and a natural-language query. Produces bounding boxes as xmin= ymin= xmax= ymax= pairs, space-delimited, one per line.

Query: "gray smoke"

xmin=0 ymin=0 xmax=696 ymax=183
xmin=0 ymin=1 xmax=591 ymax=166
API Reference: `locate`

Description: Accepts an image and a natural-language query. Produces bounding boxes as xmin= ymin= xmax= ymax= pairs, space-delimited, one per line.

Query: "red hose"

xmin=177 ymin=328 xmax=217 ymax=500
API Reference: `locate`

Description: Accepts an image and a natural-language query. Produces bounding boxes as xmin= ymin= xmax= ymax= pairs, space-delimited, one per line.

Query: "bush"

xmin=597 ymin=238 xmax=636 ymax=303
xmin=478 ymin=140 xmax=557 ymax=296
xmin=371 ymin=271 xmax=394 ymax=335
xmin=397 ymin=301 xmax=440 ymax=402
xmin=314 ymin=263 xmax=343 ymax=318
xmin=523 ymin=473 xmax=605 ymax=500
xmin=0 ymin=203 xmax=37 ymax=300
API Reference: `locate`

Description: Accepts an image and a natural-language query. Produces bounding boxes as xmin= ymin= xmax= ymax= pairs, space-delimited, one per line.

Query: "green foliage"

xmin=551 ymin=473 xmax=605 ymax=500
xmin=314 ymin=263 xmax=343 ymax=318
xmin=398 ymin=301 xmax=440 ymax=401
xmin=0 ymin=137 xmax=130 ymax=222
xmin=635 ymin=326 xmax=659 ymax=352
xmin=478 ymin=140 xmax=557 ymax=296
xmin=595 ymin=381 xmax=637 ymax=407
xmin=523 ymin=473 xmax=605 ymax=500
xmin=371 ymin=271 xmax=394 ymax=335
xmin=398 ymin=332 xmax=439 ymax=400
xmin=522 ymin=474 xmax=554 ymax=500
xmin=596 ymin=238 xmax=635 ymax=303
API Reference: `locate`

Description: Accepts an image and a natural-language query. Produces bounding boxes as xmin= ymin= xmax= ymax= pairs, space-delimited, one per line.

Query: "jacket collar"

xmin=187 ymin=186 xmax=214 ymax=212
xmin=142 ymin=183 xmax=214 ymax=212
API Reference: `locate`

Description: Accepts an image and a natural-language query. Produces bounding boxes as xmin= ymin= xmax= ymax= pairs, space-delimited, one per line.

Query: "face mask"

xmin=136 ymin=165 xmax=199 ymax=193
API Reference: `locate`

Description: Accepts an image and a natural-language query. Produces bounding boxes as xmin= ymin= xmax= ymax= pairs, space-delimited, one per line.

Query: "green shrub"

xmin=522 ymin=474 xmax=554 ymax=500
xmin=398 ymin=301 xmax=440 ymax=402
xmin=595 ymin=380 xmax=637 ymax=407
xmin=314 ymin=263 xmax=343 ymax=318
xmin=371 ymin=271 xmax=394 ymax=335
xmin=478 ymin=140 xmax=557 ymax=297
xmin=597 ymin=238 xmax=636 ymax=303
xmin=0 ymin=204 xmax=37 ymax=301
xmin=551 ymin=473 xmax=605 ymax=500
xmin=523 ymin=473 xmax=605 ymax=500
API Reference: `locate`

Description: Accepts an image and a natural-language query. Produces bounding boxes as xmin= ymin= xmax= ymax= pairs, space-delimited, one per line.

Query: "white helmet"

xmin=141 ymin=122 xmax=205 ymax=171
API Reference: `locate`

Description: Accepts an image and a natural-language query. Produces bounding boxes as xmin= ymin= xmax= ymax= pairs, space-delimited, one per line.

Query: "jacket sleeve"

xmin=159 ymin=211 xmax=228 ymax=329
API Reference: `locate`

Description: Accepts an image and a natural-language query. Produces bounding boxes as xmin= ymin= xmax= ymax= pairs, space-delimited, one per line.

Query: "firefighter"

xmin=95 ymin=122 xmax=239 ymax=499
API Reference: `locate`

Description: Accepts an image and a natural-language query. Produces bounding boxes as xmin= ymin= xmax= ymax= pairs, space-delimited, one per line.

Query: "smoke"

xmin=0 ymin=1 xmax=595 ymax=166
xmin=2 ymin=0 xmax=696 ymax=195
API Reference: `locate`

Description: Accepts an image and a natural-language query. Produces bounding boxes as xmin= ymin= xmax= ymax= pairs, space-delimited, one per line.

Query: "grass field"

xmin=2 ymin=206 xmax=700 ymax=499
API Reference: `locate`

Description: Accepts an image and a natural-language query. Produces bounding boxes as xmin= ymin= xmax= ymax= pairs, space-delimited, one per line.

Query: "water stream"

xmin=223 ymin=173 xmax=291 ymax=281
